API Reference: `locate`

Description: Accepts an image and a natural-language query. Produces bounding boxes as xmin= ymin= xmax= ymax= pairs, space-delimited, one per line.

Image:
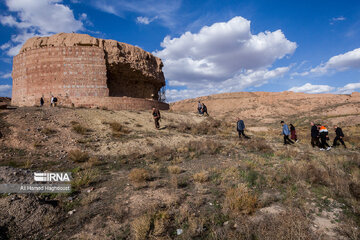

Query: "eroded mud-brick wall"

xmin=11 ymin=33 xmax=168 ymax=110
xmin=12 ymin=46 xmax=108 ymax=106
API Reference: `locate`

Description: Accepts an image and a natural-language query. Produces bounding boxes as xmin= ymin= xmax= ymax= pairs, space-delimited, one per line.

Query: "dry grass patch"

xmin=242 ymin=138 xmax=273 ymax=154
xmin=109 ymin=122 xmax=131 ymax=136
xmin=187 ymin=139 xmax=222 ymax=155
xmin=223 ymin=183 xmax=258 ymax=215
xmin=68 ymin=149 xmax=89 ymax=163
xmin=131 ymin=214 xmax=152 ymax=240
xmin=193 ymin=171 xmax=209 ymax=183
xmin=168 ymin=165 xmax=183 ymax=174
xmin=71 ymin=123 xmax=90 ymax=135
xmin=128 ymin=168 xmax=150 ymax=183
xmin=84 ymin=156 xmax=102 ymax=168
xmin=72 ymin=168 xmax=100 ymax=191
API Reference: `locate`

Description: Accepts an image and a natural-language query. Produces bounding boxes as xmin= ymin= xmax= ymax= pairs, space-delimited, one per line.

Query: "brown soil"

xmin=0 ymin=95 xmax=359 ymax=239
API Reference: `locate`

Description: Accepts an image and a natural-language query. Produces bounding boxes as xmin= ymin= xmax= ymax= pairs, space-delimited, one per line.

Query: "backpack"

xmin=53 ymin=97 xmax=58 ymax=102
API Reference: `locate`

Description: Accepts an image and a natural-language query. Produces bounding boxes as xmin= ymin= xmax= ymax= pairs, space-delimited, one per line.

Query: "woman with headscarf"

xmin=290 ymin=124 xmax=298 ymax=142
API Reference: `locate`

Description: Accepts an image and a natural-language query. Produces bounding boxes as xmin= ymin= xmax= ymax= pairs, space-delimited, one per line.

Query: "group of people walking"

xmin=281 ymin=121 xmax=299 ymax=145
xmin=310 ymin=122 xmax=346 ymax=150
xmin=40 ymin=96 xmax=58 ymax=107
xmin=281 ymin=120 xmax=347 ymax=150
xmin=234 ymin=117 xmax=347 ymax=151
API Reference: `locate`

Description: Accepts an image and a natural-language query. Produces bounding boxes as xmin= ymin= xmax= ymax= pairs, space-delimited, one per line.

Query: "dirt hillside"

xmin=0 ymin=97 xmax=359 ymax=239
xmin=170 ymin=91 xmax=360 ymax=125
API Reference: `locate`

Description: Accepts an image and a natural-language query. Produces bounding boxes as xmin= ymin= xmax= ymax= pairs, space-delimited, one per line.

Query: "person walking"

xmin=237 ymin=118 xmax=250 ymax=139
xmin=310 ymin=122 xmax=320 ymax=147
xmin=290 ymin=124 xmax=298 ymax=142
xmin=50 ymin=96 xmax=54 ymax=107
xmin=152 ymin=107 xmax=161 ymax=129
xmin=319 ymin=125 xmax=331 ymax=151
xmin=281 ymin=121 xmax=294 ymax=145
xmin=332 ymin=125 xmax=346 ymax=148
xmin=53 ymin=96 xmax=58 ymax=107
xmin=197 ymin=101 xmax=202 ymax=114
xmin=40 ymin=96 xmax=44 ymax=107
xmin=201 ymin=103 xmax=209 ymax=116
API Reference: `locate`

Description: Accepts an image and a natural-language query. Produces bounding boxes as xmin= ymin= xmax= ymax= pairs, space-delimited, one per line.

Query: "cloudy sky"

xmin=0 ymin=0 xmax=360 ymax=101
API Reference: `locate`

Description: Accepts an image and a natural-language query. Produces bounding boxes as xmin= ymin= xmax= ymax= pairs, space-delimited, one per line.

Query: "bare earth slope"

xmin=0 ymin=95 xmax=359 ymax=239
xmin=170 ymin=91 xmax=360 ymax=126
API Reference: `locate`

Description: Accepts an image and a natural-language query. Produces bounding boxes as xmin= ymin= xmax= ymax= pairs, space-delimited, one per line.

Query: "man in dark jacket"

xmin=152 ymin=107 xmax=161 ymax=129
xmin=310 ymin=122 xmax=319 ymax=147
xmin=201 ymin=103 xmax=209 ymax=116
xmin=237 ymin=118 xmax=250 ymax=139
xmin=332 ymin=125 xmax=346 ymax=148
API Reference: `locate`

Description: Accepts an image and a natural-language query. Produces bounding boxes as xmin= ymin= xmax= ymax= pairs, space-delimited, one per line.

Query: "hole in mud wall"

xmin=106 ymin=63 xmax=161 ymax=99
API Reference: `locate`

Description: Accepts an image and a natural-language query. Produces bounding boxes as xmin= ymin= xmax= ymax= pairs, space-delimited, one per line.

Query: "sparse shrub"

xmin=242 ymin=138 xmax=273 ymax=154
xmin=187 ymin=140 xmax=222 ymax=156
xmin=241 ymin=169 xmax=260 ymax=187
xmin=168 ymin=165 xmax=183 ymax=174
xmin=68 ymin=149 xmax=89 ymax=162
xmin=243 ymin=209 xmax=317 ymax=239
xmin=170 ymin=175 xmax=188 ymax=188
xmin=108 ymin=122 xmax=131 ymax=137
xmin=177 ymin=122 xmax=192 ymax=132
xmin=174 ymin=118 xmax=222 ymax=135
xmin=131 ymin=214 xmax=152 ymax=240
xmin=71 ymin=168 xmax=99 ymax=190
xmin=84 ymin=156 xmax=102 ymax=168
xmin=305 ymin=162 xmax=330 ymax=185
xmin=129 ymin=168 xmax=150 ymax=183
xmin=193 ymin=171 xmax=209 ymax=183
xmin=71 ymin=124 xmax=89 ymax=135
xmin=151 ymin=146 xmax=174 ymax=161
xmin=223 ymin=183 xmax=257 ymax=215
xmin=153 ymin=210 xmax=171 ymax=236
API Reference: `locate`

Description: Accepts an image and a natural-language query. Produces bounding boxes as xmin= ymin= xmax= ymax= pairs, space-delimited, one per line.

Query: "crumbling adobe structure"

xmin=11 ymin=33 xmax=168 ymax=110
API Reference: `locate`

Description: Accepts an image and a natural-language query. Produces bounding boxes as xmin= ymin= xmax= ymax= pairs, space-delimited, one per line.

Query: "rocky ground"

xmin=0 ymin=96 xmax=359 ymax=239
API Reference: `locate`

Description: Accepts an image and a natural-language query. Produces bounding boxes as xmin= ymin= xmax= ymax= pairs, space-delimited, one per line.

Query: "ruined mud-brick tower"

xmin=11 ymin=33 xmax=168 ymax=110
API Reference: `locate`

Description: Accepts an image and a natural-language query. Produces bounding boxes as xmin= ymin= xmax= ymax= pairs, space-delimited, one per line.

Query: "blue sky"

xmin=0 ymin=0 xmax=360 ymax=101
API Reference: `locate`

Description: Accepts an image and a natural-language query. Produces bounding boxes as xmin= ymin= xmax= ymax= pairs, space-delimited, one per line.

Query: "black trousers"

xmin=319 ymin=135 xmax=330 ymax=148
xmin=333 ymin=136 xmax=346 ymax=148
xmin=154 ymin=118 xmax=160 ymax=129
xmin=238 ymin=130 xmax=250 ymax=139
xmin=311 ymin=137 xmax=320 ymax=147
xmin=284 ymin=135 xmax=294 ymax=144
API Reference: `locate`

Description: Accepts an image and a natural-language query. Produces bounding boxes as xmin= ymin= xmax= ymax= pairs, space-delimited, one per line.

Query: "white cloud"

xmin=91 ymin=0 xmax=181 ymax=27
xmin=0 ymin=0 xmax=84 ymax=56
xmin=330 ymin=16 xmax=346 ymax=25
xmin=289 ymin=83 xmax=335 ymax=94
xmin=301 ymin=48 xmax=360 ymax=76
xmin=336 ymin=82 xmax=360 ymax=94
xmin=0 ymin=72 xmax=12 ymax=79
xmin=154 ymin=16 xmax=296 ymax=101
xmin=0 ymin=85 xmax=12 ymax=97
xmin=136 ymin=16 xmax=158 ymax=25
xmin=289 ymin=82 xmax=360 ymax=95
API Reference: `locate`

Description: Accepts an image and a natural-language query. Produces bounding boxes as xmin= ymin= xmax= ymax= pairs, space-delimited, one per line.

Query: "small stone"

xmin=68 ymin=209 xmax=76 ymax=215
xmin=176 ymin=229 xmax=183 ymax=235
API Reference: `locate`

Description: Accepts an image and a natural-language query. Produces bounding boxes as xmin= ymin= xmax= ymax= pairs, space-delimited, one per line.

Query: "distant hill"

xmin=170 ymin=91 xmax=360 ymax=126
